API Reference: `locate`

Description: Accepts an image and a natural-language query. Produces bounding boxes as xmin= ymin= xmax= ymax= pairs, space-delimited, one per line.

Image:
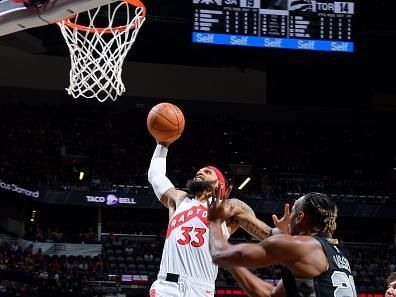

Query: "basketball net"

xmin=57 ymin=0 xmax=146 ymax=102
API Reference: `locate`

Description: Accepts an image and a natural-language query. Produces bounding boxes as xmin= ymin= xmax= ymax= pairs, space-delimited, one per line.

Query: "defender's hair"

xmin=300 ymin=192 xmax=338 ymax=238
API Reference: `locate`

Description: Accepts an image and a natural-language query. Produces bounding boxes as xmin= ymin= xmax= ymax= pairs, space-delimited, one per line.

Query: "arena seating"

xmin=0 ymin=102 xmax=393 ymax=201
xmin=1 ymin=233 xmax=394 ymax=296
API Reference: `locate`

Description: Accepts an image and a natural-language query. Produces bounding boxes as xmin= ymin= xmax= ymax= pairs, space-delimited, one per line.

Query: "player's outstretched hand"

xmin=272 ymin=203 xmax=291 ymax=234
xmin=157 ymin=136 xmax=180 ymax=148
xmin=207 ymin=184 xmax=233 ymax=223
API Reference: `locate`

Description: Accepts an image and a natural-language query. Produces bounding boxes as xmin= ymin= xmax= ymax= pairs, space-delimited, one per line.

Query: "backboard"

xmin=0 ymin=0 xmax=118 ymax=36
xmin=0 ymin=0 xmax=146 ymax=102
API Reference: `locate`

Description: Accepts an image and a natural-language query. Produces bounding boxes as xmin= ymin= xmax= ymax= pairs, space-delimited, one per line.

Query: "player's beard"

xmin=186 ymin=179 xmax=214 ymax=196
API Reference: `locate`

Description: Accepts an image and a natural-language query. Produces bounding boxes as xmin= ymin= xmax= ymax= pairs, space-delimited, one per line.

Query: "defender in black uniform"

xmin=281 ymin=234 xmax=356 ymax=297
xmin=207 ymin=192 xmax=357 ymax=297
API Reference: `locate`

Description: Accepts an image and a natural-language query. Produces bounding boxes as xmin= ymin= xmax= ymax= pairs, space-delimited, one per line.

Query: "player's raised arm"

xmin=147 ymin=103 xmax=187 ymax=211
xmin=148 ymin=143 xmax=177 ymax=207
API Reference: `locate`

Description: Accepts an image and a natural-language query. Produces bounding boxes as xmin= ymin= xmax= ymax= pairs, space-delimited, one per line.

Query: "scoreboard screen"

xmin=192 ymin=0 xmax=355 ymax=52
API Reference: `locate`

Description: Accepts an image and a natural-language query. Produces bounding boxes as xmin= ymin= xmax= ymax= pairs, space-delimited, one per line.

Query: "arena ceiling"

xmin=0 ymin=0 xmax=396 ymax=104
xmin=0 ymin=0 xmax=395 ymax=67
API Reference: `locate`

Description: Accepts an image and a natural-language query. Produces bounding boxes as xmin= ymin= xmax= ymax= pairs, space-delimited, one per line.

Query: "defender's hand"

xmin=271 ymin=203 xmax=291 ymax=234
xmin=207 ymin=184 xmax=233 ymax=223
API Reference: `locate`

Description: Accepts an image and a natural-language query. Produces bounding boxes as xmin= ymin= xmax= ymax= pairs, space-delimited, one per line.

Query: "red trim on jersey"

xmin=166 ymin=205 xmax=208 ymax=239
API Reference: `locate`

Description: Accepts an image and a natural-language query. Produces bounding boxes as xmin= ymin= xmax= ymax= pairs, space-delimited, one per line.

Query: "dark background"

xmin=0 ymin=0 xmax=396 ymax=107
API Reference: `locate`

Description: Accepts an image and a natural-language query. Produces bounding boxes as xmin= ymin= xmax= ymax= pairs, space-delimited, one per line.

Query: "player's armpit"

xmin=226 ymin=199 xmax=272 ymax=240
xmin=161 ymin=188 xmax=188 ymax=210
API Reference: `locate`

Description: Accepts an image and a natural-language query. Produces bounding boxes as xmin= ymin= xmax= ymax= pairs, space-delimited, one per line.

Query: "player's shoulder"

xmin=277 ymin=234 xmax=323 ymax=249
xmin=262 ymin=234 xmax=316 ymax=252
xmin=224 ymin=197 xmax=242 ymax=206
xmin=164 ymin=188 xmax=189 ymax=210
xmin=165 ymin=188 xmax=188 ymax=201
xmin=176 ymin=189 xmax=189 ymax=199
xmin=225 ymin=198 xmax=253 ymax=213
xmin=172 ymin=189 xmax=191 ymax=208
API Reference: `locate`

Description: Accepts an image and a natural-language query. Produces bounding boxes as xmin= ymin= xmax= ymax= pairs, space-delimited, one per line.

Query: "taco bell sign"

xmin=86 ymin=194 xmax=136 ymax=206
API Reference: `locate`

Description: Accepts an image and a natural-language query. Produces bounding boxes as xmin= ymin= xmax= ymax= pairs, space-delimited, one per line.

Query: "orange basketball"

xmin=147 ymin=102 xmax=185 ymax=143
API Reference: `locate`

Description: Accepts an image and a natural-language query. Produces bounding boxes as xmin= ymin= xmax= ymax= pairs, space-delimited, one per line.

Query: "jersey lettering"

xmin=166 ymin=205 xmax=208 ymax=238
xmin=331 ymin=271 xmax=357 ymax=297
xmin=191 ymin=227 xmax=206 ymax=247
xmin=177 ymin=226 xmax=207 ymax=247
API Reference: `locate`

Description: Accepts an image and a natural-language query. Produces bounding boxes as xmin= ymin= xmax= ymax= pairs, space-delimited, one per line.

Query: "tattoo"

xmin=227 ymin=199 xmax=272 ymax=241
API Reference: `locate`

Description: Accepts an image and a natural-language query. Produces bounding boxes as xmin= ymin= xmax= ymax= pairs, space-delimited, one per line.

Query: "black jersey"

xmin=281 ymin=234 xmax=357 ymax=297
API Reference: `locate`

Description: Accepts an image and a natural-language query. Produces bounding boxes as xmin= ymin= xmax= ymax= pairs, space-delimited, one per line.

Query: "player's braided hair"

xmin=300 ymin=192 xmax=338 ymax=238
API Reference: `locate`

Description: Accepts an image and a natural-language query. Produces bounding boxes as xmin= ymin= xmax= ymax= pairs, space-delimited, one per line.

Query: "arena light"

xmin=30 ymin=209 xmax=37 ymax=222
xmin=238 ymin=177 xmax=251 ymax=190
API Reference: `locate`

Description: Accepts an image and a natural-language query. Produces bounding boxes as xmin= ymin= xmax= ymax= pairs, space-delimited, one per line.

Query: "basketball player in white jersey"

xmin=148 ymin=142 xmax=290 ymax=297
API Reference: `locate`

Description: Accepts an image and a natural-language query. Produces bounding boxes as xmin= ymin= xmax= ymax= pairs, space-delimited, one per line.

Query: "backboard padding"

xmin=0 ymin=0 xmax=118 ymax=36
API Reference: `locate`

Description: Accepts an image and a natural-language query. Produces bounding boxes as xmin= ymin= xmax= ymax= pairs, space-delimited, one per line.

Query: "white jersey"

xmin=158 ymin=197 xmax=230 ymax=284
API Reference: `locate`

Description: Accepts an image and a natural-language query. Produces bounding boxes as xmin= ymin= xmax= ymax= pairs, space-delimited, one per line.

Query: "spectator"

xmin=386 ymin=272 xmax=396 ymax=297
xmin=124 ymin=244 xmax=134 ymax=257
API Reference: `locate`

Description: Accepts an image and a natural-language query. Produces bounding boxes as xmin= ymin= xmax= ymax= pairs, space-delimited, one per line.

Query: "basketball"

xmin=147 ymin=102 xmax=185 ymax=143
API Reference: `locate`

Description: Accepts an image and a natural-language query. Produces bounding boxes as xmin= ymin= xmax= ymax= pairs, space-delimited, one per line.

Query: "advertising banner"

xmin=39 ymin=190 xmax=162 ymax=209
xmin=0 ymin=180 xmax=40 ymax=198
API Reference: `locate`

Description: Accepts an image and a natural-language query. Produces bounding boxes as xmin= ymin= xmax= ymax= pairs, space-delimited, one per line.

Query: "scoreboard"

xmin=192 ymin=0 xmax=355 ymax=52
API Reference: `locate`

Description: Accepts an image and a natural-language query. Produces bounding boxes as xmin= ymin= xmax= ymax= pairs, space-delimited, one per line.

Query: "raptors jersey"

xmin=159 ymin=197 xmax=230 ymax=284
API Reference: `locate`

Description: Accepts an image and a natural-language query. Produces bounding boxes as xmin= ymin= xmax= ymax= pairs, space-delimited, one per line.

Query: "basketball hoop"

xmin=57 ymin=0 xmax=146 ymax=102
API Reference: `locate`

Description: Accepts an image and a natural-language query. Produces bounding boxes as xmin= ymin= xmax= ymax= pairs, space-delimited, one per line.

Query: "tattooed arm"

xmin=226 ymin=199 xmax=290 ymax=241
